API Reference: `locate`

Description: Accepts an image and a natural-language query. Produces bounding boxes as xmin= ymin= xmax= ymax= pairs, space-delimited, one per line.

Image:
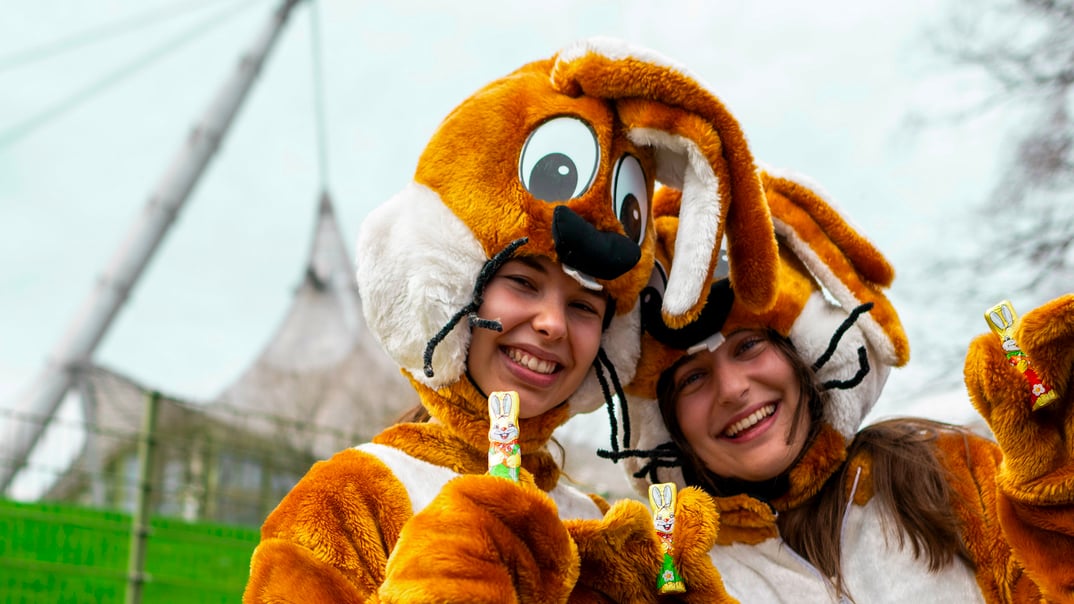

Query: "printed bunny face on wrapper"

xmin=649 ymin=483 xmax=676 ymax=534
xmin=356 ymin=38 xmax=780 ymax=425
xmin=488 ymin=391 xmax=521 ymax=446
xmin=616 ymin=169 xmax=910 ymax=496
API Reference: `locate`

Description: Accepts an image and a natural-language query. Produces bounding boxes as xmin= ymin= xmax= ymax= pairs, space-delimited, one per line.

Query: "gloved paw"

xmin=380 ymin=474 xmax=577 ymax=604
xmin=566 ymin=498 xmax=663 ymax=603
xmin=965 ymin=294 xmax=1074 ymax=486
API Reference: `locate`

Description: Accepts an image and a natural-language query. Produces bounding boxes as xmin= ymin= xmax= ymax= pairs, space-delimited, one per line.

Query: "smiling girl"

xmin=619 ymin=171 xmax=1074 ymax=603
xmin=663 ymin=329 xmax=816 ymax=487
xmin=467 ymin=255 xmax=607 ymax=419
xmin=243 ymin=37 xmax=779 ymax=604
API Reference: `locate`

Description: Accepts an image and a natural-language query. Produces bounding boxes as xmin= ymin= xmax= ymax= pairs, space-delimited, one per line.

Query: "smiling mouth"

xmin=506 ymin=347 xmax=560 ymax=375
xmin=723 ymin=403 xmax=776 ymax=438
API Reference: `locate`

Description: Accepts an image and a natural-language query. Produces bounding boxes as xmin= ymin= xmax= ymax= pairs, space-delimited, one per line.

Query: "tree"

xmin=942 ymin=0 xmax=1072 ymax=291
xmin=905 ymin=0 xmax=1073 ymax=394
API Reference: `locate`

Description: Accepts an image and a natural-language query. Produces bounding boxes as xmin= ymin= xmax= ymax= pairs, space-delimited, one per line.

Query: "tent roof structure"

xmin=210 ymin=191 xmax=415 ymax=459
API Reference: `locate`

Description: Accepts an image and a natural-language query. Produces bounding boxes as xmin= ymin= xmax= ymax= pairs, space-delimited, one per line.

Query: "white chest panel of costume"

xmin=713 ymin=499 xmax=984 ymax=603
xmin=356 ymin=443 xmax=604 ymax=520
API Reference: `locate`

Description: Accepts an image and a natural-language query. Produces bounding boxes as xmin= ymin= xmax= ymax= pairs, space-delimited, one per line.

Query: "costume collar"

xmin=711 ymin=423 xmax=848 ymax=544
xmin=373 ymin=374 xmax=568 ymax=491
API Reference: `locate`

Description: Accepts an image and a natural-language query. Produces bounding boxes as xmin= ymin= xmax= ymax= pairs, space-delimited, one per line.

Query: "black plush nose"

xmin=552 ymin=205 xmax=640 ymax=280
xmin=641 ymin=279 xmax=735 ymax=349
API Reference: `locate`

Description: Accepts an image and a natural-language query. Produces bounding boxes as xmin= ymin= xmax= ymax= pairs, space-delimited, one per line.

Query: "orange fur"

xmin=380 ymin=476 xmax=580 ymax=604
xmin=564 ymin=487 xmax=734 ymax=603
xmin=713 ymin=494 xmax=779 ymax=546
xmin=959 ymin=294 xmax=1074 ymax=600
xmin=772 ymin=424 xmax=847 ymax=510
xmin=244 ymin=449 xmax=412 ymax=601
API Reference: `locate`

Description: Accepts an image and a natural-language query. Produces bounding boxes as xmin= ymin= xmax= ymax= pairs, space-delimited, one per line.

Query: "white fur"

xmin=789 ymin=293 xmax=891 ymax=440
xmin=712 ymin=498 xmax=983 ymax=602
xmin=356 ymin=182 xmax=640 ymax=418
xmin=627 ymin=128 xmax=721 ymax=320
xmin=356 ymin=183 xmax=485 ymax=390
xmin=356 ymin=443 xmax=603 ymax=520
xmin=774 ymin=216 xmax=899 ymax=366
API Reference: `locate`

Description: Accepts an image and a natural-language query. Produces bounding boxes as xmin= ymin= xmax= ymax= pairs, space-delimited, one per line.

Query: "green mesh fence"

xmin=0 ymin=498 xmax=258 ymax=603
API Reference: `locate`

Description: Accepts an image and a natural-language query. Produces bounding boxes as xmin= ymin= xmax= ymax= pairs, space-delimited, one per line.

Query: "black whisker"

xmin=812 ymin=302 xmax=873 ymax=372
xmin=821 ymin=346 xmax=870 ymax=390
xmin=422 ymin=238 xmax=527 ymax=378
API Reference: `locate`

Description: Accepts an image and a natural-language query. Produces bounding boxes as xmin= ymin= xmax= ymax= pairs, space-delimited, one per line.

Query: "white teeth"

xmin=724 ymin=404 xmax=776 ymax=438
xmin=507 ymin=348 xmax=557 ymax=374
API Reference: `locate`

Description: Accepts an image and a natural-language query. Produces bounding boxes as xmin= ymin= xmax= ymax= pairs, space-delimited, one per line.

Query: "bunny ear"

xmin=551 ymin=38 xmax=778 ymax=329
xmin=761 ymin=169 xmax=909 ymax=367
xmin=648 ymin=483 xmax=664 ymax=510
xmin=662 ymin=484 xmax=673 ymax=507
xmin=501 ymin=391 xmax=517 ymax=421
xmin=487 ymin=390 xmax=520 ymax=422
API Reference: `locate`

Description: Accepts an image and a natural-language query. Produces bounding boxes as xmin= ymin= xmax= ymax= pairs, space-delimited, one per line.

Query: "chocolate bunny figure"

xmin=487 ymin=391 xmax=521 ymax=481
xmin=649 ymin=482 xmax=685 ymax=594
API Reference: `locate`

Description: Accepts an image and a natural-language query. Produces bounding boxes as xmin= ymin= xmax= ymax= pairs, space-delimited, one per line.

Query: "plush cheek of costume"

xmin=621 ymin=170 xmax=1074 ymax=603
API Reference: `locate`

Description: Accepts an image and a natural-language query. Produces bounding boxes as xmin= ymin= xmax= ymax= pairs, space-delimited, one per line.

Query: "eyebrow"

xmin=512 ymin=256 xmax=547 ymax=272
xmin=670 ymin=351 xmax=700 ymax=377
xmin=510 ymin=256 xmax=608 ymax=307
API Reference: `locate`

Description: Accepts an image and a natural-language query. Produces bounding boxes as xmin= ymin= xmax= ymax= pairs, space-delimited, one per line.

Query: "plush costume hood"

xmin=356 ymin=37 xmax=779 ymax=435
xmin=617 ymin=168 xmax=910 ymax=495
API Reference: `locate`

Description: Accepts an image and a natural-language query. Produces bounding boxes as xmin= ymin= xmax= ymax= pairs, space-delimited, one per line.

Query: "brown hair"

xmin=657 ymin=329 xmax=970 ymax=601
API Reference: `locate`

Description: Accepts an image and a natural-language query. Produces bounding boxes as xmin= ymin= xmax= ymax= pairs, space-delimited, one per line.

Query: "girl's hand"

xmin=964 ymin=294 xmax=1074 ymax=490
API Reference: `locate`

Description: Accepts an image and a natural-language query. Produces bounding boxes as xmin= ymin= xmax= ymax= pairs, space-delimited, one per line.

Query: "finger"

xmin=1017 ymin=294 xmax=1074 ymax=400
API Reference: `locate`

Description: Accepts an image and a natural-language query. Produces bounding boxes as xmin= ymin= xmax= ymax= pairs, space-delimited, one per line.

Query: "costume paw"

xmin=565 ymin=488 xmax=733 ymax=603
xmin=379 ymin=474 xmax=577 ymax=604
xmin=670 ymin=487 xmax=734 ymax=603
xmin=565 ymin=498 xmax=664 ymax=603
xmin=965 ymin=294 xmax=1074 ymax=488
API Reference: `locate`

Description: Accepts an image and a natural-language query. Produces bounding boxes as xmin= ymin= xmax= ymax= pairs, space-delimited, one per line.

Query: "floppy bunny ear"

xmin=551 ymin=38 xmax=779 ymax=329
xmin=648 ymin=483 xmax=665 ymax=510
xmin=760 ymin=168 xmax=909 ymax=367
xmin=501 ymin=392 xmax=516 ymax=421
xmin=487 ymin=391 xmax=518 ymax=421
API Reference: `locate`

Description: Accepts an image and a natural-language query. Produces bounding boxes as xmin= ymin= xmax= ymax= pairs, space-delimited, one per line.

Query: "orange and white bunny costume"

xmin=619 ymin=169 xmax=1074 ymax=603
xmin=243 ymin=38 xmax=777 ymax=603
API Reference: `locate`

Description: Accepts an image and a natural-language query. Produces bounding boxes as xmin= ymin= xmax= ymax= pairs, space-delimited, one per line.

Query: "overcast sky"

xmin=1 ymin=0 xmax=1011 ymax=449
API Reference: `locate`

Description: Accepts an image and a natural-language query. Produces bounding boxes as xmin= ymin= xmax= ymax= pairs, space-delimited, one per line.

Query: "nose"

xmin=711 ymin=356 xmax=748 ymax=407
xmin=552 ymin=205 xmax=641 ymax=280
xmin=532 ymin=298 xmax=568 ymax=341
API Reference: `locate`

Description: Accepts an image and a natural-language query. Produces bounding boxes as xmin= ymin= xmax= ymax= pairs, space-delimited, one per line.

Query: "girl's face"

xmin=671 ymin=329 xmax=810 ymax=482
xmin=467 ymin=256 xmax=607 ymax=419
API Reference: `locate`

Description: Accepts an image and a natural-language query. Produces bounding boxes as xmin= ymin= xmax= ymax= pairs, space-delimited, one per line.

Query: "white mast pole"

xmin=2 ymin=0 xmax=305 ymax=493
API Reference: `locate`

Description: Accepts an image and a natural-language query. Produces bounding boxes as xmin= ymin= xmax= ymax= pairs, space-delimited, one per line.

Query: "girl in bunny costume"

xmin=244 ymin=38 xmax=779 ymax=603
xmin=617 ymin=169 xmax=1074 ymax=603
